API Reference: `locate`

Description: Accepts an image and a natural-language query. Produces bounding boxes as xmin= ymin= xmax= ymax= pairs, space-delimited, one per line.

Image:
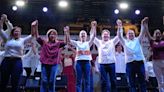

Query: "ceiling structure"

xmin=0 ymin=0 xmax=164 ymax=34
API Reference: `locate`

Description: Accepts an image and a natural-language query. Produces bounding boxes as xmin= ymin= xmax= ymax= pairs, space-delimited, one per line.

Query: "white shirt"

xmin=145 ymin=61 xmax=156 ymax=77
xmin=118 ymin=28 xmax=145 ymax=63
xmin=23 ymin=47 xmax=37 ymax=67
xmin=0 ymin=21 xmax=32 ymax=58
xmin=123 ymin=38 xmax=145 ymax=63
xmin=70 ymin=40 xmax=92 ymax=61
xmin=115 ymin=52 xmax=126 ymax=73
xmin=94 ymin=37 xmax=119 ymax=64
xmin=4 ymin=35 xmax=32 ymax=58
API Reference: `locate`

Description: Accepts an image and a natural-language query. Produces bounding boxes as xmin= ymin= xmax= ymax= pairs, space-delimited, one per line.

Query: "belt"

xmin=77 ymin=50 xmax=91 ymax=55
xmin=5 ymin=57 xmax=21 ymax=60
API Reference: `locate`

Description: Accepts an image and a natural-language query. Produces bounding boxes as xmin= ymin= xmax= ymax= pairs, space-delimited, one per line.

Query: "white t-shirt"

xmin=145 ymin=61 xmax=156 ymax=77
xmin=123 ymin=38 xmax=145 ymax=63
xmin=70 ymin=40 xmax=92 ymax=61
xmin=4 ymin=35 xmax=32 ymax=58
xmin=115 ymin=52 xmax=126 ymax=73
xmin=94 ymin=37 xmax=119 ymax=64
xmin=0 ymin=21 xmax=32 ymax=58
xmin=22 ymin=47 xmax=39 ymax=68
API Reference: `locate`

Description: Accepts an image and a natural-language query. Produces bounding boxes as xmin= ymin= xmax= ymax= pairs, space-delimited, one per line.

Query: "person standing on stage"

xmin=93 ymin=22 xmax=119 ymax=92
xmin=65 ymin=21 xmax=96 ymax=92
xmin=61 ymin=45 xmax=76 ymax=92
xmin=0 ymin=14 xmax=36 ymax=92
xmin=34 ymin=20 xmax=68 ymax=92
xmin=115 ymin=43 xmax=126 ymax=80
xmin=146 ymin=27 xmax=164 ymax=92
xmin=117 ymin=17 xmax=148 ymax=92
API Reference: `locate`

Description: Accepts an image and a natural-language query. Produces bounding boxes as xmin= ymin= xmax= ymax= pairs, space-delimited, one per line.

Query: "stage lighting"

xmin=58 ymin=0 xmax=68 ymax=8
xmin=119 ymin=2 xmax=128 ymax=9
xmin=135 ymin=10 xmax=140 ymax=15
xmin=16 ymin=0 xmax=25 ymax=7
xmin=43 ymin=7 xmax=48 ymax=12
xmin=114 ymin=9 xmax=119 ymax=14
xmin=12 ymin=6 xmax=18 ymax=11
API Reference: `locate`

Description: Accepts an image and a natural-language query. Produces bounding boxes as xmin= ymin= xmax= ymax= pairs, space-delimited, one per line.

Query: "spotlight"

xmin=16 ymin=0 xmax=25 ymax=7
xmin=58 ymin=0 xmax=68 ymax=8
xmin=43 ymin=7 xmax=48 ymax=12
xmin=135 ymin=10 xmax=140 ymax=15
xmin=12 ymin=6 xmax=18 ymax=11
xmin=114 ymin=9 xmax=119 ymax=14
xmin=119 ymin=2 xmax=128 ymax=9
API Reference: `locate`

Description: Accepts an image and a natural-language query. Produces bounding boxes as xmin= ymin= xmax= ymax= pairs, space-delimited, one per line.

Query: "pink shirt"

xmin=150 ymin=40 xmax=164 ymax=60
xmin=37 ymin=37 xmax=65 ymax=65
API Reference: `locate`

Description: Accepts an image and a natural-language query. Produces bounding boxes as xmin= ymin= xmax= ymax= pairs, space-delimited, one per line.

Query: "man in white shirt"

xmin=117 ymin=17 xmax=148 ymax=92
xmin=93 ymin=23 xmax=119 ymax=92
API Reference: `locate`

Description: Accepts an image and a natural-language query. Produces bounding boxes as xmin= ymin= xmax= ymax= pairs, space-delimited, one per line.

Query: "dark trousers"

xmin=100 ymin=63 xmax=117 ymax=92
xmin=126 ymin=61 xmax=147 ymax=92
xmin=0 ymin=57 xmax=23 ymax=92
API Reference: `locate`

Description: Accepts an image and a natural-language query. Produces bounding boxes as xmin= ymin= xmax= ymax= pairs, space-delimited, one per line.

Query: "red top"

xmin=37 ymin=37 xmax=65 ymax=65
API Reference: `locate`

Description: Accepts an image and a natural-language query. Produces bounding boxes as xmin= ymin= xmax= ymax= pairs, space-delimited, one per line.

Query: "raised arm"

xmin=64 ymin=26 xmax=70 ymax=45
xmin=68 ymin=45 xmax=76 ymax=53
xmin=23 ymin=20 xmax=38 ymax=43
xmin=1 ymin=14 xmax=13 ymax=35
xmin=144 ymin=20 xmax=154 ymax=41
xmin=0 ymin=14 xmax=13 ymax=41
xmin=31 ymin=20 xmax=38 ymax=37
xmin=32 ymin=20 xmax=45 ymax=46
xmin=112 ymin=32 xmax=119 ymax=45
xmin=64 ymin=26 xmax=78 ymax=47
xmin=0 ymin=20 xmax=8 ymax=41
xmin=138 ymin=17 xmax=149 ymax=41
xmin=31 ymin=42 xmax=37 ymax=55
xmin=89 ymin=21 xmax=97 ymax=46
xmin=117 ymin=19 xmax=125 ymax=45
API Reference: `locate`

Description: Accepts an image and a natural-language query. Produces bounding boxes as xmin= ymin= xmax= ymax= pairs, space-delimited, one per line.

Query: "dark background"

xmin=0 ymin=0 xmax=164 ymax=35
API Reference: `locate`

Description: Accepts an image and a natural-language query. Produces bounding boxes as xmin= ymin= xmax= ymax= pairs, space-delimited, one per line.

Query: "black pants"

xmin=0 ymin=57 xmax=23 ymax=92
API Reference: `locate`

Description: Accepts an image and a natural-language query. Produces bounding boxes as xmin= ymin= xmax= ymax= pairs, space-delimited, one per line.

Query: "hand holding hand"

xmin=31 ymin=20 xmax=38 ymax=27
xmin=91 ymin=21 xmax=97 ymax=29
xmin=1 ymin=14 xmax=8 ymax=22
xmin=116 ymin=19 xmax=122 ymax=28
xmin=141 ymin=17 xmax=148 ymax=27
xmin=64 ymin=26 xmax=70 ymax=33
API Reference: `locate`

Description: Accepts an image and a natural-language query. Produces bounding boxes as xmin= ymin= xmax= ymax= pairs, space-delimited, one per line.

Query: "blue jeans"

xmin=76 ymin=60 xmax=91 ymax=92
xmin=90 ymin=69 xmax=93 ymax=92
xmin=40 ymin=64 xmax=59 ymax=92
xmin=126 ymin=61 xmax=146 ymax=92
xmin=100 ymin=63 xmax=117 ymax=92
xmin=0 ymin=57 xmax=23 ymax=92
